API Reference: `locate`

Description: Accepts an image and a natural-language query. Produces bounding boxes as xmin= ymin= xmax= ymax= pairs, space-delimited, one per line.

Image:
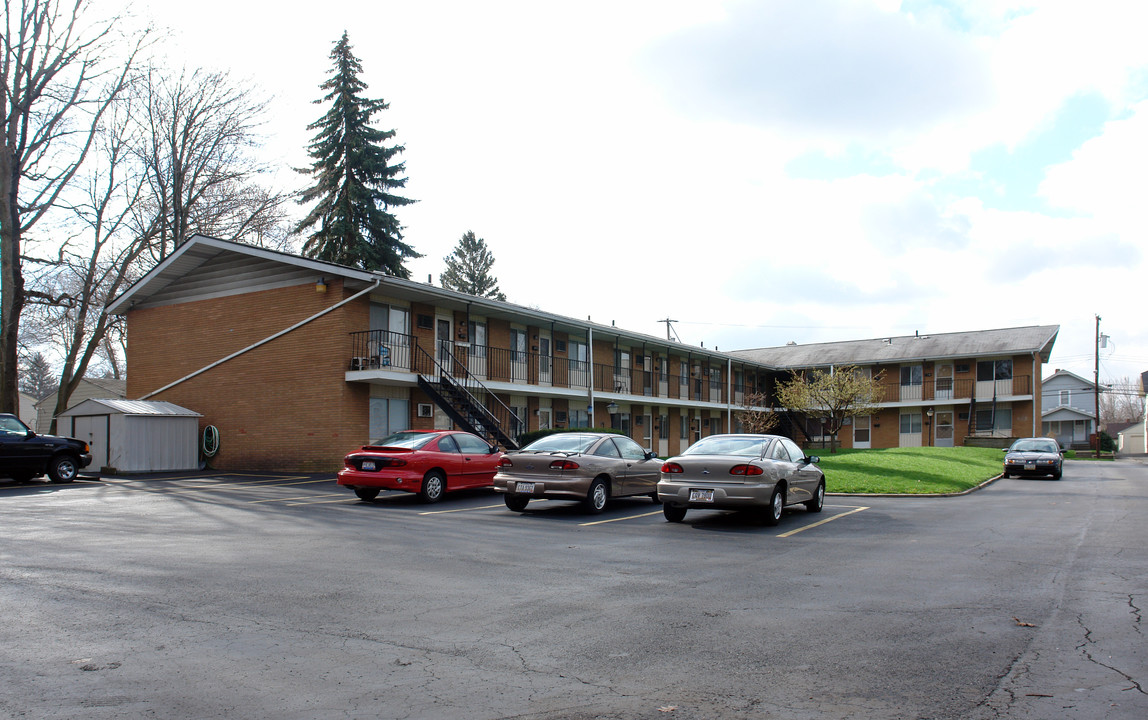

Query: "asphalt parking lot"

xmin=2 ymin=460 xmax=1146 ymax=719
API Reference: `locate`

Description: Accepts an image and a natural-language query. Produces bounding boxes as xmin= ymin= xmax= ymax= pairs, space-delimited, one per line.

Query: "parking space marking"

xmin=776 ymin=506 xmax=869 ymax=537
xmin=579 ymin=509 xmax=664 ymax=526
xmin=284 ymin=497 xmax=359 ymax=506
xmin=161 ymin=477 xmax=324 ymax=495
xmin=419 ymin=502 xmax=510 ymax=515
xmin=249 ymin=493 xmax=342 ymax=504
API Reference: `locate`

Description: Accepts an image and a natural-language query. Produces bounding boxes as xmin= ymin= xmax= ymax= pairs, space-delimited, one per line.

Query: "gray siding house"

xmin=1041 ymin=369 xmax=1096 ymax=449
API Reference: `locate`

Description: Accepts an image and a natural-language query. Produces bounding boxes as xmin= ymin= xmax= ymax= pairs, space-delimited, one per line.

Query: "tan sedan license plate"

xmin=689 ymin=489 xmax=715 ymax=502
xmin=516 ymin=482 xmax=535 ymax=494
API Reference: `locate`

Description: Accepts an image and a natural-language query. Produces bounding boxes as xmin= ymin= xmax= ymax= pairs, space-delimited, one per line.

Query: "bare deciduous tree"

xmin=1 ymin=0 xmax=147 ymax=412
xmin=776 ymin=366 xmax=886 ymax=453
xmin=134 ymin=66 xmax=288 ymax=261
xmin=735 ymin=390 xmax=780 ymax=434
xmin=1100 ymin=376 xmax=1146 ymax=426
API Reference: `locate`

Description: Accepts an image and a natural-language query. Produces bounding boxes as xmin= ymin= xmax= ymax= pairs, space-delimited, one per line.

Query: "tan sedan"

xmin=494 ymin=432 xmax=662 ymax=513
xmin=658 ymin=434 xmax=825 ymax=525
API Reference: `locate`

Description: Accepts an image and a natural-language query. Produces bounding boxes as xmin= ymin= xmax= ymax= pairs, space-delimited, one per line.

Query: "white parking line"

xmin=776 ymin=506 xmax=869 ymax=537
xmin=579 ymin=509 xmax=664 ymax=526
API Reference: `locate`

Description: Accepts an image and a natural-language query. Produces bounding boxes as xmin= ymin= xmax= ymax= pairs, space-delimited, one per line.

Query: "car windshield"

xmin=681 ymin=435 xmax=770 ymax=457
xmin=370 ymin=432 xmax=437 ymax=450
xmin=1010 ymin=439 xmax=1059 ymax=453
xmin=521 ymin=434 xmax=600 ymax=454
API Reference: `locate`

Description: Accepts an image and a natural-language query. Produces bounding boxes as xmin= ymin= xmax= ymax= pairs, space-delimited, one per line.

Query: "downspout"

xmin=140 ymin=278 xmax=382 ymax=400
xmin=587 ymin=326 xmax=595 ymax=425
xmin=1033 ymin=350 xmax=1038 ymax=438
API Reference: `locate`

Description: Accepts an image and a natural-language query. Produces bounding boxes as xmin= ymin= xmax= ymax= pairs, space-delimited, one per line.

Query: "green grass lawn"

xmin=813 ymin=446 xmax=1005 ymax=494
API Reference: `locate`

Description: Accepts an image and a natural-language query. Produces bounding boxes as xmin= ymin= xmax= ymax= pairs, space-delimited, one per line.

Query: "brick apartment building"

xmin=106 ymin=235 xmax=1059 ymax=470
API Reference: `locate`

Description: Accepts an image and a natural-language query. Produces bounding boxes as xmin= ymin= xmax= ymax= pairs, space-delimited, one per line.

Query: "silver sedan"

xmin=657 ymin=434 xmax=825 ymax=525
xmin=494 ymin=432 xmax=662 ymax=513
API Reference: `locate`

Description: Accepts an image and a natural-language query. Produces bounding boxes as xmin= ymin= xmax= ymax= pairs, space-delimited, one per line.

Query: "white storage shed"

xmin=57 ymin=399 xmax=202 ymax=473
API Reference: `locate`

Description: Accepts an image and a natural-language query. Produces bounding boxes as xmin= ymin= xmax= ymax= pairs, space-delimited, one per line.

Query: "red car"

xmin=337 ymin=430 xmax=502 ymax=502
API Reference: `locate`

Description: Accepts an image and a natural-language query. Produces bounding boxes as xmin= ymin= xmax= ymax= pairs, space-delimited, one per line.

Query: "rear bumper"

xmin=657 ymin=479 xmax=776 ymax=509
xmin=492 ymin=472 xmax=591 ymax=501
xmin=336 ymin=468 xmax=422 ymax=492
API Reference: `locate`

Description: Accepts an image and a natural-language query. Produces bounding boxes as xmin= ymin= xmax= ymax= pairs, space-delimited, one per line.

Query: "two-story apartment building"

xmin=105 ymin=235 xmax=1059 ymax=470
xmin=1040 ymin=369 xmax=1097 ymax=449
xmin=731 ymin=326 xmax=1059 ymax=451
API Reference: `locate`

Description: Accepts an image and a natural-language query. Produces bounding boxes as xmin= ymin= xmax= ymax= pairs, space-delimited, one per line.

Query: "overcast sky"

xmin=118 ymin=0 xmax=1147 ymax=383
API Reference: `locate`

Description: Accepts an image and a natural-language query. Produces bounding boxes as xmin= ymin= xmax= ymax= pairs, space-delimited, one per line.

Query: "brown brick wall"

xmin=126 ymin=280 xmax=368 ymax=472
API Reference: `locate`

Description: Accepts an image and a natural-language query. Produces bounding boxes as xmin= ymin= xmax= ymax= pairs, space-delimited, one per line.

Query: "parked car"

xmin=336 ymin=430 xmax=502 ymax=502
xmin=658 ymin=434 xmax=825 ymax=525
xmin=493 ymin=432 xmax=662 ymax=513
xmin=1002 ymin=437 xmax=1063 ymax=479
xmin=0 ymin=413 xmax=92 ymax=483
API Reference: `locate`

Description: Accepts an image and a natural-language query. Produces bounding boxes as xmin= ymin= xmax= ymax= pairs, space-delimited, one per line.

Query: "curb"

xmin=827 ymin=473 xmax=1003 ymax=499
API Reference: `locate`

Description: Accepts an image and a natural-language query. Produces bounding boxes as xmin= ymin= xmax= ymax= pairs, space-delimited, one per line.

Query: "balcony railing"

xmin=876 ymin=375 xmax=1032 ymax=403
xmin=349 ymin=331 xmax=763 ymax=404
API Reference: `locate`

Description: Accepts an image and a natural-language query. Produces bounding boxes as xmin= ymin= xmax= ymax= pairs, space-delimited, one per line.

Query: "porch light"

xmin=316 ymin=277 xmax=328 ymax=293
xmin=607 ymin=402 xmax=619 ymax=414
xmin=926 ymin=407 xmax=934 ymax=418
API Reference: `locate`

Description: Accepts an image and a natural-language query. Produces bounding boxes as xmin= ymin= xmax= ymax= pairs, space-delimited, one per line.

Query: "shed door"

xmin=74 ymin=415 xmax=108 ymax=470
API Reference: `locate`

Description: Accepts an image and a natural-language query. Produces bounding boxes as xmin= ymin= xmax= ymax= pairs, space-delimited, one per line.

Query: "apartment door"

xmin=853 ymin=415 xmax=871 ymax=449
xmin=935 ymin=363 xmax=954 ymax=400
xmin=467 ymin=321 xmax=487 ymax=379
xmin=538 ymin=408 xmax=552 ymax=432
xmin=934 ymin=409 xmax=955 ymax=447
xmin=642 ymin=413 xmax=653 ymax=451
xmin=538 ymin=335 xmax=552 ymax=386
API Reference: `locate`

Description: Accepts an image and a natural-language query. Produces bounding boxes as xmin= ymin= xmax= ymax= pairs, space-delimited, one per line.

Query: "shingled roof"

xmin=730 ymin=325 xmax=1060 ymax=369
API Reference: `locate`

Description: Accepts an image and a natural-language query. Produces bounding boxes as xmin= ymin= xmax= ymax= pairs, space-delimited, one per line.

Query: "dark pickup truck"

xmin=0 ymin=413 xmax=92 ymax=483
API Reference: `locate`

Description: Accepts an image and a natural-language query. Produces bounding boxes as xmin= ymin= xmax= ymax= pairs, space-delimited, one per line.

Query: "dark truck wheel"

xmin=47 ymin=454 xmax=79 ymax=483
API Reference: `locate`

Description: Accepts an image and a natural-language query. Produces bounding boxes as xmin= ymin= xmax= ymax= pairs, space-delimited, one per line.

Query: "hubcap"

xmin=593 ymin=485 xmax=606 ymax=509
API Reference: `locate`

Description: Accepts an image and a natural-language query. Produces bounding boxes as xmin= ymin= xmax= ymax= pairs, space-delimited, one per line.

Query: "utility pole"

xmin=1095 ymin=314 xmax=1101 ymax=459
xmin=659 ymin=318 xmax=679 ymax=342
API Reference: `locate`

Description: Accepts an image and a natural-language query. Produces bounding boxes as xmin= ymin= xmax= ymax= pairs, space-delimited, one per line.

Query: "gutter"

xmin=140 ymin=279 xmax=382 ymax=400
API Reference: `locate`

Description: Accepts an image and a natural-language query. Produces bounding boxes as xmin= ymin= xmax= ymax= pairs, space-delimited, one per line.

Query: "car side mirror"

xmin=807 ymin=455 xmax=820 ymax=464
xmin=1002 ymin=448 xmax=1009 ymax=453
xmin=646 ymin=450 xmax=658 ymax=460
xmin=488 ymin=445 xmax=498 ymax=454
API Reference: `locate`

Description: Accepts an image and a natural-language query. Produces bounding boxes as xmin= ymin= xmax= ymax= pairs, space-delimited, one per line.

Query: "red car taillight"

xmin=500 ymin=457 xmax=514 ymax=467
xmin=729 ymin=464 xmax=764 ymax=476
xmin=661 ymin=462 xmax=684 ymax=473
xmin=549 ymin=460 xmax=580 ymax=470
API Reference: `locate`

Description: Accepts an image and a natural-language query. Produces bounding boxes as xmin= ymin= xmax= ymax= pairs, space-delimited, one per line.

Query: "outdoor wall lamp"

xmin=607 ymin=402 xmax=619 ymax=414
xmin=315 ymin=277 xmax=327 ymax=293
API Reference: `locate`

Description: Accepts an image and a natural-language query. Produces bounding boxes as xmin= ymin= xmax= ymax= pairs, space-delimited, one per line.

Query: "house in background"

xmin=106 ymin=235 xmax=1060 ymax=471
xmin=18 ymin=391 xmax=37 ymax=427
xmin=34 ymin=377 xmax=127 ymax=435
xmin=1040 ymin=369 xmax=1097 ymax=449
xmin=731 ymin=326 xmax=1059 ymax=451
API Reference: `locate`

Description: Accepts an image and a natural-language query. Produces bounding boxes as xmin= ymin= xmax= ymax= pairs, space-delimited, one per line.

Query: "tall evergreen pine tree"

xmin=440 ymin=231 xmax=507 ymax=301
xmin=296 ymin=32 xmax=419 ymax=274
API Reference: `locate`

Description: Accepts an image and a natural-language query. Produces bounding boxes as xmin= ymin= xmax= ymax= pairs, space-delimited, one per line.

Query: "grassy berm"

xmin=814 ymin=446 xmax=1004 ymax=494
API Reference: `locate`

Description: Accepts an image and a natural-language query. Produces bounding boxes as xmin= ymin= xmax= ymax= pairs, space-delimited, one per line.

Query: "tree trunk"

xmin=0 ymin=147 xmax=24 ymax=414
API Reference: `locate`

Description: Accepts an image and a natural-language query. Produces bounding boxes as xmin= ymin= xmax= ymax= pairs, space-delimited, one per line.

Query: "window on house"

xmin=975 ymin=408 xmax=1013 ymax=433
xmin=568 ymin=407 xmax=589 ymax=429
xmin=1059 ymin=389 xmax=1070 ymax=406
xmin=680 ymin=415 xmax=688 ymax=440
xmin=370 ymin=303 xmax=409 ymax=343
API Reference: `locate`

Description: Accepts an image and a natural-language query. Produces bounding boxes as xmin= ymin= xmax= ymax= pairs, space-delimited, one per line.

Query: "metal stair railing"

xmin=414 ymin=344 xmax=523 ymax=450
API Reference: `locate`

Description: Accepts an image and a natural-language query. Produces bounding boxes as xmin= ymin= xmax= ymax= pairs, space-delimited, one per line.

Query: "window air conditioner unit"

xmin=417 ymin=403 xmax=433 ymax=418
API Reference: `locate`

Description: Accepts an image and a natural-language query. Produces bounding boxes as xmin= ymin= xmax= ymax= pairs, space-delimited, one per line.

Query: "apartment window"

xmin=658 ymin=358 xmax=668 ymax=382
xmin=977 ymin=359 xmax=1013 ymax=381
xmin=1059 ymin=389 xmax=1070 ymax=406
xmin=680 ymin=361 xmax=689 ymax=389
xmin=900 ymin=412 xmax=922 ymax=434
xmin=370 ymin=303 xmax=409 ymax=341
xmin=614 ymin=349 xmax=630 ymax=375
xmin=468 ymin=321 xmax=487 ymax=357
xmin=900 ymin=365 xmax=923 ymax=386
xmin=611 ymin=412 xmax=631 ymax=437
xmin=510 ymin=329 xmax=526 ymax=362
xmin=369 ymin=398 xmax=409 ymax=441
xmin=680 ymin=414 xmax=688 ymax=440
xmin=975 ymin=408 xmax=1013 ymax=433
xmin=568 ymin=407 xmax=589 ymax=429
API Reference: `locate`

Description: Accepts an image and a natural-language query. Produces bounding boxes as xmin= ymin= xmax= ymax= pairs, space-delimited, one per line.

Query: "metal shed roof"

xmin=57 ymin=399 xmax=202 ymax=418
xmin=730 ymin=325 xmax=1060 ymax=368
